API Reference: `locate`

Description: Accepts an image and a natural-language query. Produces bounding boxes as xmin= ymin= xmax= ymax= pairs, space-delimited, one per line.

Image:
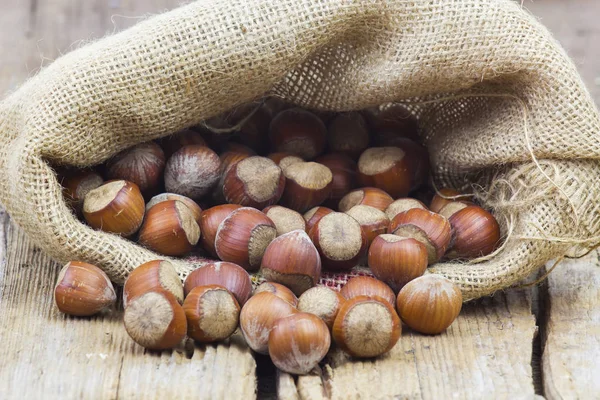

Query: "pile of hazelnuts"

xmin=53 ymin=100 xmax=501 ymax=375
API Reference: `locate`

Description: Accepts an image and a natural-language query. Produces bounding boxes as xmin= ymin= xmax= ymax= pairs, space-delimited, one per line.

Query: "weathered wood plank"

xmin=541 ymin=252 xmax=600 ymax=399
xmin=0 ymin=221 xmax=256 ymax=399
xmin=278 ymin=289 xmax=538 ymax=400
xmin=0 ymin=1 xmax=256 ymax=399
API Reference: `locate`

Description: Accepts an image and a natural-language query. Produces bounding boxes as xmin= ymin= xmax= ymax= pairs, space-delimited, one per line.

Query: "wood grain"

xmin=542 ymin=253 xmax=600 ymax=399
xmin=278 ymin=289 xmax=539 ymax=400
xmin=0 ymin=220 xmax=256 ymax=399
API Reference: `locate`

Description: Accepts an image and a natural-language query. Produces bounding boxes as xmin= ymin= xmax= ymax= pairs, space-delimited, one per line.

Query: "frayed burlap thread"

xmin=0 ymin=0 xmax=599 ymax=300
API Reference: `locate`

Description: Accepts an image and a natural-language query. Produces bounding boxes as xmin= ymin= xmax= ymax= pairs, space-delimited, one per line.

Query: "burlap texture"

xmin=0 ymin=0 xmax=599 ymax=301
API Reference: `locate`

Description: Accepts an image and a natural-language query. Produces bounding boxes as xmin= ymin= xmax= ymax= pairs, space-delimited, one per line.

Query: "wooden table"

xmin=0 ymin=1 xmax=598 ymax=399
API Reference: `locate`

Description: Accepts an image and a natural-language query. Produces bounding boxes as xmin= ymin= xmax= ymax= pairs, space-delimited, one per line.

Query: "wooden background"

xmin=0 ymin=1 xmax=598 ymax=399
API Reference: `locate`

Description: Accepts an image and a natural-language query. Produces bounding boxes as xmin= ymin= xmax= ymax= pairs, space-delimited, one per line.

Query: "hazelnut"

xmin=365 ymin=104 xmax=419 ymax=142
xmin=340 ymin=276 xmax=396 ymax=307
xmin=357 ymin=147 xmax=412 ymax=198
xmin=314 ymin=153 xmax=357 ymax=209
xmin=269 ymin=108 xmax=327 ymax=159
xmin=430 ymin=188 xmax=472 ymax=214
xmin=447 ymin=205 xmax=501 ymax=259
xmin=233 ymin=105 xmax=272 ymax=155
xmin=183 ymin=285 xmax=240 ymax=342
xmin=220 ymin=142 xmax=257 ymax=156
xmin=123 ymin=260 xmax=184 ymax=308
xmin=184 ymin=261 xmax=252 ymax=306
xmin=160 ymin=129 xmax=207 ymax=159
xmin=198 ymin=204 xmax=242 ymax=257
xmin=260 ymin=230 xmax=321 ymax=296
xmin=61 ymin=169 xmax=104 ymax=212
xmin=164 ymin=145 xmax=221 ymax=201
xmin=83 ymin=180 xmax=145 ymax=237
xmin=214 ymin=207 xmax=277 ymax=271
xmin=223 ymin=156 xmax=285 ymax=208
xmin=345 ymin=205 xmax=389 ymax=246
xmin=268 ymin=313 xmax=331 ymax=375
xmin=303 ymin=206 xmax=334 ymax=233
xmin=309 ymin=212 xmax=367 ymax=271
xmin=123 ymin=290 xmax=187 ymax=350
xmin=385 ymin=198 xmax=427 ymax=220
xmin=396 ymin=275 xmax=462 ymax=335
xmin=267 ymin=152 xmax=304 ymax=171
xmin=138 ymin=200 xmax=200 ymax=256
xmin=298 ymin=286 xmax=345 ymax=329
xmin=239 ymin=291 xmax=298 ymax=354
xmin=106 ymin=142 xmax=165 ymax=197
xmin=254 ymin=282 xmax=299 ymax=307
xmin=390 ymin=208 xmax=452 ymax=264
xmin=279 ymin=162 xmax=333 ymax=212
xmin=333 ymin=295 xmax=401 ymax=358
xmin=438 ymin=201 xmax=471 ymax=219
xmin=393 ymin=138 xmax=430 ymax=190
xmin=146 ymin=193 xmax=202 ymax=225
xmin=327 ymin=112 xmax=370 ymax=159
xmin=211 ymin=146 xmax=255 ymax=204
xmin=368 ymin=235 xmax=428 ymax=292
xmin=54 ymin=261 xmax=116 ymax=316
xmin=263 ymin=205 xmax=306 ymax=236
xmin=263 ymin=96 xmax=293 ymax=118
xmin=338 ymin=187 xmax=393 ymax=213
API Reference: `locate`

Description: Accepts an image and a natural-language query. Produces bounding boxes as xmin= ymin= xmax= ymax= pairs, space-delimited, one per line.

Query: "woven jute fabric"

xmin=0 ymin=0 xmax=599 ymax=301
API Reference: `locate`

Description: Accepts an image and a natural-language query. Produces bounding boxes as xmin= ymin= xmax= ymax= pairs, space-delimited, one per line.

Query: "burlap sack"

xmin=0 ymin=0 xmax=598 ymax=301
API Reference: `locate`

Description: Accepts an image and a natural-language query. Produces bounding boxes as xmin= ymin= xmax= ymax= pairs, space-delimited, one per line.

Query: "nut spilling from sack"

xmin=52 ymin=101 xmax=500 ymax=373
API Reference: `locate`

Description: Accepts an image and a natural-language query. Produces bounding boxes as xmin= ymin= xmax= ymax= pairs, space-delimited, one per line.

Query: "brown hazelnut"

xmin=314 ymin=153 xmax=357 ymax=209
xmin=123 ymin=260 xmax=184 ymax=308
xmin=267 ymin=152 xmax=304 ymax=171
xmin=164 ymin=145 xmax=221 ymax=201
xmin=123 ymin=290 xmax=187 ymax=350
xmin=160 ymin=129 xmax=207 ymax=159
xmin=233 ymin=105 xmax=272 ymax=155
xmin=345 ymin=205 xmax=389 ymax=246
xmin=198 ymin=204 xmax=242 ymax=257
xmin=438 ymin=201 xmax=472 ymax=219
xmin=333 ymin=295 xmax=401 ymax=358
xmin=393 ymin=138 xmax=430 ymax=190
xmin=269 ymin=108 xmax=327 ymax=159
xmin=365 ymin=104 xmax=419 ymax=142
xmin=396 ymin=275 xmax=462 ymax=335
xmin=239 ymin=291 xmax=298 ymax=354
xmin=390 ymin=208 xmax=451 ymax=264
xmin=54 ymin=261 xmax=116 ymax=316
xmin=138 ymin=200 xmax=200 ymax=256
xmin=327 ymin=112 xmax=370 ymax=159
xmin=263 ymin=205 xmax=306 ymax=236
xmin=385 ymin=198 xmax=427 ymax=220
xmin=430 ymin=188 xmax=472 ymax=214
xmin=298 ymin=286 xmax=346 ymax=329
xmin=260 ymin=230 xmax=321 ymax=296
xmin=357 ymin=147 xmax=412 ymax=198
xmin=447 ymin=205 xmax=501 ymax=259
xmin=303 ymin=206 xmax=334 ymax=233
xmin=83 ymin=180 xmax=145 ymax=237
xmin=309 ymin=212 xmax=367 ymax=271
xmin=214 ymin=207 xmax=277 ymax=271
xmin=183 ymin=285 xmax=240 ymax=342
xmin=368 ymin=235 xmax=428 ymax=292
xmin=338 ymin=187 xmax=393 ymax=213
xmin=146 ymin=193 xmax=202 ymax=225
xmin=61 ymin=169 xmax=104 ymax=212
xmin=184 ymin=261 xmax=252 ymax=306
xmin=268 ymin=313 xmax=331 ymax=374
xmin=254 ymin=282 xmax=299 ymax=307
xmin=106 ymin=142 xmax=165 ymax=197
xmin=340 ymin=276 xmax=396 ymax=307
xmin=223 ymin=156 xmax=285 ymax=208
xmin=280 ymin=162 xmax=333 ymax=212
